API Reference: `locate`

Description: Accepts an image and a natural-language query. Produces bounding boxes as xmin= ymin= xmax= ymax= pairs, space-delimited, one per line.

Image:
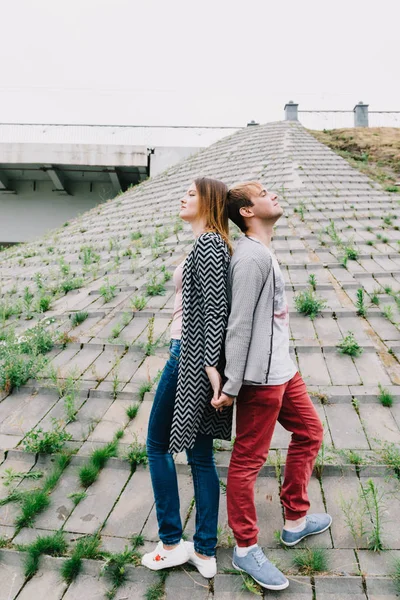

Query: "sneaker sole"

xmin=280 ymin=516 xmax=333 ymax=547
xmin=232 ymin=561 xmax=289 ymax=591
xmin=141 ymin=554 xmax=189 ymax=571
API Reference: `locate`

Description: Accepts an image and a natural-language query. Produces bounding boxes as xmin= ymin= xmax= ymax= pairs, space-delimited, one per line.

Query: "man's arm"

xmin=222 ymin=257 xmax=268 ymax=397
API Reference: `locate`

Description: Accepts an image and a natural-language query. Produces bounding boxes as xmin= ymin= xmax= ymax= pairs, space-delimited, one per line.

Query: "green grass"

xmin=14 ymin=453 xmax=71 ymax=532
xmin=356 ymin=288 xmax=367 ymax=317
xmin=336 ymin=331 xmax=363 ymax=357
xmin=67 ymin=491 xmax=87 ymax=506
xmin=145 ymin=572 xmax=168 ymax=600
xmin=146 ymin=272 xmax=166 ymax=297
xmin=131 ymin=295 xmax=147 ymax=311
xmin=378 ymin=383 xmax=394 ymax=407
xmin=61 ymin=535 xmax=103 ymax=583
xmin=22 ymin=531 xmax=68 ymax=578
xmin=71 ymin=311 xmax=89 ymax=327
xmin=377 ymin=441 xmax=400 ymax=479
xmin=393 ymin=558 xmax=400 ymax=592
xmin=294 ymin=288 xmax=327 ymax=320
xmin=101 ymin=547 xmax=136 ymax=599
xmin=292 ymin=548 xmax=328 ymax=575
xmin=125 ymin=436 xmax=148 ymax=470
xmin=21 ymin=419 xmax=72 ymax=454
xmin=100 ymin=279 xmax=117 ymax=303
xmin=78 ymin=434 xmax=121 ymax=487
xmin=126 ymin=403 xmax=140 ymax=420
xmin=59 ymin=277 xmax=84 ymax=294
xmin=138 ymin=381 xmax=152 ymax=401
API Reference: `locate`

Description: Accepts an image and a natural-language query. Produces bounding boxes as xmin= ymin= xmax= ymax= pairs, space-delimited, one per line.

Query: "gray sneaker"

xmin=281 ymin=513 xmax=332 ymax=547
xmin=232 ymin=546 xmax=289 ymax=591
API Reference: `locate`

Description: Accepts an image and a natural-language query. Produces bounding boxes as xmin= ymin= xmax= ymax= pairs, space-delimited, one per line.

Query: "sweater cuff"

xmin=222 ymin=379 xmax=242 ymax=397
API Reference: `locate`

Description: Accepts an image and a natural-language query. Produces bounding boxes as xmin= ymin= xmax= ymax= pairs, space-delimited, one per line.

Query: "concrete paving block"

xmin=104 ymin=348 xmax=143 ymax=383
xmin=65 ymin=396 xmax=114 ymax=441
xmin=87 ymin=399 xmax=132 ymax=443
xmin=165 ymin=570 xmax=211 ymax=600
xmin=358 ymin=550 xmax=400 ymax=576
xmin=64 ymin=465 xmax=131 ymax=535
xmin=358 ymin=404 xmax=400 ymax=448
xmin=314 ymin=316 xmax=343 ymax=345
xmin=314 ymin=575 xmax=366 ymax=599
xmin=321 ymin=475 xmax=363 ymax=548
xmin=15 ymin=562 xmax=68 ymax=600
xmin=124 ymin=398 xmax=152 ymax=444
xmin=0 ymin=391 xmax=58 ymax=436
xmin=0 ymin=550 xmax=26 ymax=600
xmin=354 ymin=352 xmax=393 ymax=386
xmin=365 ymin=576 xmax=400 ymax=599
xmin=324 ymin=352 xmax=362 ymax=385
xmin=102 ymin=467 xmax=154 ymax=538
xmin=323 ymin=404 xmax=369 ymax=449
xmin=290 ymin=316 xmax=319 ymax=346
xmin=62 ymin=569 xmax=109 ymax=599
xmin=87 ymin=347 xmax=125 ymax=381
xmin=33 ymin=463 xmax=82 ymax=530
xmin=214 ymin=573 xmax=313 ymax=599
xmin=131 ymin=355 xmax=167 ymax=384
xmin=359 ymin=475 xmax=400 ymax=550
xmin=0 ymin=434 xmax=23 ymax=450
xmin=60 ymin=346 xmax=104 ymax=380
xmin=297 ymin=350 xmax=331 ymax=386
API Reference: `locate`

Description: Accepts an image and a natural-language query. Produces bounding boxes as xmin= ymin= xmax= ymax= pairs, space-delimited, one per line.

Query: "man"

xmin=212 ymin=182 xmax=332 ymax=591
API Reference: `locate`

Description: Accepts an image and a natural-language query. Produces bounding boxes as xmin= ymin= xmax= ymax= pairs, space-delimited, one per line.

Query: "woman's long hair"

xmin=194 ymin=177 xmax=232 ymax=254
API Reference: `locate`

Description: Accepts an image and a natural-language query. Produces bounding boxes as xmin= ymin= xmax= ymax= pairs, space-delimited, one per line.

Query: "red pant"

xmin=227 ymin=372 xmax=323 ymax=546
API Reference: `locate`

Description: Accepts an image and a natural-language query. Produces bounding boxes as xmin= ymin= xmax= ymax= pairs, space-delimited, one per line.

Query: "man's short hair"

xmin=227 ymin=181 xmax=263 ymax=232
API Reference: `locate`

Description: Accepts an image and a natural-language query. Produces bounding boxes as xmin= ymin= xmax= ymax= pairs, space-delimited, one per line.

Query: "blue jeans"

xmin=146 ymin=339 xmax=219 ymax=557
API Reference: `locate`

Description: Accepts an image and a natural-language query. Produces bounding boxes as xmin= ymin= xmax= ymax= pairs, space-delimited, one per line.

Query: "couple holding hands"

xmin=141 ymin=177 xmax=331 ymax=591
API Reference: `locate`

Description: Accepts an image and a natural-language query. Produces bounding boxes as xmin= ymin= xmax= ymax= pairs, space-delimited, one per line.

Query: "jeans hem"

xmin=160 ymin=537 xmax=182 ymax=546
xmin=194 ymin=546 xmax=216 ymax=557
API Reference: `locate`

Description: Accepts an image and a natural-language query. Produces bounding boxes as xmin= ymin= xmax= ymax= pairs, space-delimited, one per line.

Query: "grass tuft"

xmin=292 ymin=547 xmax=328 ymax=575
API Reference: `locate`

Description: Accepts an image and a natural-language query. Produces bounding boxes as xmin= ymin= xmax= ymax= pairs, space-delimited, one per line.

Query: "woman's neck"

xmin=191 ymin=218 xmax=207 ymax=239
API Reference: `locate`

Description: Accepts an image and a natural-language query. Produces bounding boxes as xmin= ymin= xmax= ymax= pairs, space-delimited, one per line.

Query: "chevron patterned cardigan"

xmin=169 ymin=232 xmax=233 ymax=453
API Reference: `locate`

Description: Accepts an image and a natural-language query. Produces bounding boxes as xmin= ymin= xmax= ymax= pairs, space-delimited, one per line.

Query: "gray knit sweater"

xmin=222 ymin=235 xmax=275 ymax=397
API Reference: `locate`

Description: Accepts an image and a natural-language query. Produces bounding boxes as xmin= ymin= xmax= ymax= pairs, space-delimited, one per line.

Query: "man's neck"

xmin=245 ymin=222 xmax=274 ymax=248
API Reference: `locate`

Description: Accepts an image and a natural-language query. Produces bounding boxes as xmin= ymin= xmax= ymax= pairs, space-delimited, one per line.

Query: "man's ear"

xmin=239 ymin=206 xmax=254 ymax=218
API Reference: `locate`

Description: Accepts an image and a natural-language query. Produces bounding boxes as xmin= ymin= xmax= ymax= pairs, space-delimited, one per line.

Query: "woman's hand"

xmin=205 ymin=366 xmax=222 ymax=403
xmin=211 ymin=393 xmax=235 ymax=411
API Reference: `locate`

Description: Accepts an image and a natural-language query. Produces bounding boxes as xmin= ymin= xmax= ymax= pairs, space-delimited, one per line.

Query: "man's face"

xmin=249 ymin=187 xmax=284 ymax=222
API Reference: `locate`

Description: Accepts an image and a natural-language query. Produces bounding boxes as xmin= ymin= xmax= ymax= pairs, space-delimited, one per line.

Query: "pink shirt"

xmin=170 ymin=260 xmax=184 ymax=340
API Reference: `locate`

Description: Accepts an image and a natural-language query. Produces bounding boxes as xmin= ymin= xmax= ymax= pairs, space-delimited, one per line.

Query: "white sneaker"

xmin=184 ymin=541 xmax=217 ymax=578
xmin=141 ymin=540 xmax=189 ymax=570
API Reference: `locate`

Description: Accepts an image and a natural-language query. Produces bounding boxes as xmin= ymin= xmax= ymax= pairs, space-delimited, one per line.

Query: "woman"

xmin=142 ymin=177 xmax=233 ymax=578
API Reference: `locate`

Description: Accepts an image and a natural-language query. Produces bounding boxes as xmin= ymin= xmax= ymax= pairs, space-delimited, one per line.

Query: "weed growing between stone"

xmin=292 ymin=547 xmax=328 ymax=575
xmin=20 ymin=531 xmax=68 ymax=578
xmin=70 ymin=311 xmax=89 ymax=327
xmin=126 ymin=403 xmax=140 ymax=420
xmin=362 ymin=479 xmax=385 ymax=551
xmin=61 ymin=535 xmax=103 ymax=583
xmin=377 ymin=441 xmax=400 ymax=479
xmin=78 ymin=430 xmax=123 ymax=487
xmin=131 ymin=295 xmax=147 ymax=310
xmin=125 ymin=434 xmax=148 ymax=470
xmin=336 ymin=331 xmax=363 ymax=357
xmin=378 ymin=383 xmax=394 ymax=407
xmin=294 ymin=288 xmax=327 ymax=320
xmin=22 ymin=419 xmax=72 ymax=453
xmin=356 ymin=288 xmax=367 ymax=317
xmin=145 ymin=572 xmax=168 ymax=600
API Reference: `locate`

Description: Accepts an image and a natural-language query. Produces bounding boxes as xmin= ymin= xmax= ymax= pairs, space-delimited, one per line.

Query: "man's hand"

xmin=211 ymin=392 xmax=235 ymax=412
xmin=205 ymin=366 xmax=222 ymax=403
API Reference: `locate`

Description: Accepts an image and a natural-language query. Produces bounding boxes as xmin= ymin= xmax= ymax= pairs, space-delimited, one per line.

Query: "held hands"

xmin=205 ymin=367 xmax=236 ymax=412
xmin=211 ymin=392 xmax=235 ymax=412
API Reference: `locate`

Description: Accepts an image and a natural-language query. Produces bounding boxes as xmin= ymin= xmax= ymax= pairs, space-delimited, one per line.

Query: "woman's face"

xmin=179 ymin=182 xmax=200 ymax=222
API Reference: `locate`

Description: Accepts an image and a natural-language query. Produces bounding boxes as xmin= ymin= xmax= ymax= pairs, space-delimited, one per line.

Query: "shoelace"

xmin=252 ymin=547 xmax=268 ymax=568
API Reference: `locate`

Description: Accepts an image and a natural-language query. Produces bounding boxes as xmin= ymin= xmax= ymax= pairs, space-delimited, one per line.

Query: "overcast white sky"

xmin=1 ymin=0 xmax=399 ymax=128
